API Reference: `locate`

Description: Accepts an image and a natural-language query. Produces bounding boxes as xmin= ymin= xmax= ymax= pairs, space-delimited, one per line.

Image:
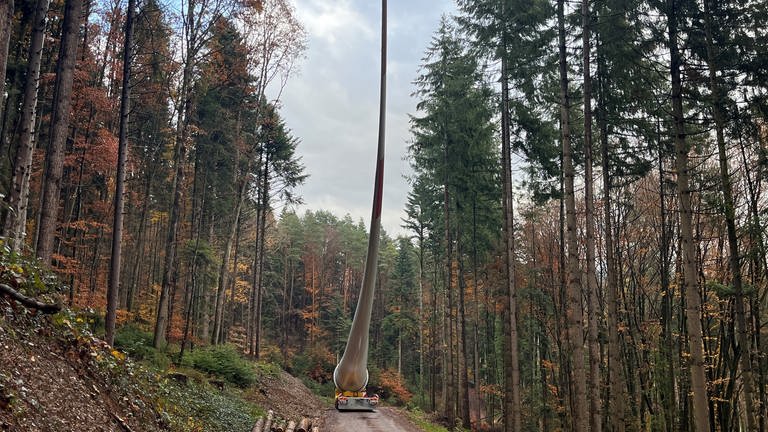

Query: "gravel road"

xmin=321 ymin=406 xmax=422 ymax=432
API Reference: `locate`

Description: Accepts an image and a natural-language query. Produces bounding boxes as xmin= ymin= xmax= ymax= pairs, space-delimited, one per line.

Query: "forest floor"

xmin=0 ymin=298 xmax=165 ymax=431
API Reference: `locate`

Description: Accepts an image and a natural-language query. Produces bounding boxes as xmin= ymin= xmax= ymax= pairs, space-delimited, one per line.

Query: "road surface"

xmin=322 ymin=406 xmax=421 ymax=432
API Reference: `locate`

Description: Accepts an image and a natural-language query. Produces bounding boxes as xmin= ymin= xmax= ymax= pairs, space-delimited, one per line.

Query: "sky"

xmin=275 ymin=0 xmax=457 ymax=237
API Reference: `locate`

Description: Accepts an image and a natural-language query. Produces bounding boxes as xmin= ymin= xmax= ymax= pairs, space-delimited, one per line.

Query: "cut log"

xmin=252 ymin=417 xmax=264 ymax=432
xmin=272 ymin=420 xmax=286 ymax=432
xmin=311 ymin=427 xmax=319 ymax=432
xmin=286 ymin=420 xmax=296 ymax=432
xmin=296 ymin=418 xmax=311 ymax=432
xmin=263 ymin=410 xmax=274 ymax=432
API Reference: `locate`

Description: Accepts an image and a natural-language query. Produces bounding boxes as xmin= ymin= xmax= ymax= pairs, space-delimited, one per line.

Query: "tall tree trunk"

xmin=737 ymin=109 xmax=768 ymax=430
xmin=667 ymin=1 xmax=710 ymax=429
xmin=36 ymin=0 xmax=84 ymax=263
xmin=252 ymin=150 xmax=270 ymax=359
xmin=582 ymin=2 xmax=601 ymax=431
xmin=596 ymin=35 xmax=627 ymax=432
xmin=227 ymin=203 xmax=244 ymax=334
xmin=417 ymin=227 xmax=426 ymax=409
xmin=501 ymin=29 xmax=521 ymax=432
xmin=702 ymin=2 xmax=755 ymax=429
xmin=179 ymin=181 xmax=206 ymax=361
xmin=431 ymin=255 xmax=439 ymax=413
xmin=657 ymin=124 xmax=677 ymax=432
xmin=153 ymin=62 xmax=190 ymax=349
xmin=457 ymin=235 xmax=470 ymax=430
xmin=443 ymin=148 xmax=455 ymax=429
xmin=1 ymin=0 xmax=49 ymax=249
xmin=471 ymin=198 xmax=482 ymax=428
xmin=106 ymin=0 xmax=135 ymax=346
xmin=559 ymin=0 xmax=588 ymax=430
xmin=0 ymin=0 xmax=12 ymax=111
xmin=213 ymin=160 xmax=248 ymax=344
xmin=127 ymin=171 xmax=153 ymax=312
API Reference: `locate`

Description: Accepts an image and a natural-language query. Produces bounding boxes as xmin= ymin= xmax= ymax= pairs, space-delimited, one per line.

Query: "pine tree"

xmin=409 ymin=17 xmax=499 ymax=429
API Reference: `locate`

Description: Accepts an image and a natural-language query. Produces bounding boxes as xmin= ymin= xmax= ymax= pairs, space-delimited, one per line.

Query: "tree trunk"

xmin=443 ymin=153 xmax=455 ymax=429
xmin=582 ymin=2 xmax=601 ymax=431
xmin=471 ymin=198 xmax=482 ymax=428
xmin=559 ymin=0 xmax=588 ymax=430
xmin=500 ymin=21 xmax=521 ymax=432
xmin=36 ymin=0 xmax=84 ymax=264
xmin=702 ymin=2 xmax=755 ymax=429
xmin=418 ymin=228 xmax=426 ymax=409
xmin=1 ymin=0 xmax=49 ymax=249
xmin=213 ymin=161 xmax=248 ymax=344
xmin=154 ymin=63 xmax=190 ymax=349
xmin=457 ymin=236 xmax=470 ymax=430
xmin=127 ymin=171 xmax=153 ymax=312
xmin=252 ymin=150 xmax=270 ymax=359
xmin=596 ymin=35 xmax=627 ymax=432
xmin=106 ymin=0 xmax=135 ymax=346
xmin=0 ymin=0 xmax=13 ymax=110
xmin=667 ymin=1 xmax=710 ymax=429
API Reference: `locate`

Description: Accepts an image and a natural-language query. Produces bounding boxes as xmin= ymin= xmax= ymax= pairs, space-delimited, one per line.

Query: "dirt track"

xmin=322 ymin=406 xmax=421 ymax=432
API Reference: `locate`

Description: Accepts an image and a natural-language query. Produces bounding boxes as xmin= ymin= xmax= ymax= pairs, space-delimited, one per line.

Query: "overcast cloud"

xmin=275 ymin=0 xmax=457 ymax=237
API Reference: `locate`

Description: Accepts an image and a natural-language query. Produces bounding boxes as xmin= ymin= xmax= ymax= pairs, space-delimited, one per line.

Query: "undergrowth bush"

xmin=0 ymin=239 xmax=62 ymax=298
xmin=377 ymin=368 xmax=412 ymax=405
xmin=184 ymin=345 xmax=256 ymax=388
xmin=292 ymin=346 xmax=335 ymax=383
xmin=114 ymin=324 xmax=154 ymax=358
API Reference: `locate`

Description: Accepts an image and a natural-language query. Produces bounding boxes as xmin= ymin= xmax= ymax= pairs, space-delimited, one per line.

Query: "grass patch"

xmin=254 ymin=361 xmax=282 ymax=378
xmin=405 ymin=408 xmax=456 ymax=432
xmin=157 ymin=378 xmax=261 ymax=431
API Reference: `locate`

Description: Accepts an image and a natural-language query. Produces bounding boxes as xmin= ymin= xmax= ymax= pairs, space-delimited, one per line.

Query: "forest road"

xmin=321 ymin=406 xmax=422 ymax=432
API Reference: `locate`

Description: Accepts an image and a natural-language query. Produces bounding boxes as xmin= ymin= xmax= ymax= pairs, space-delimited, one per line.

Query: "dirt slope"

xmin=0 ymin=300 xmax=162 ymax=431
xmin=246 ymin=369 xmax=325 ymax=422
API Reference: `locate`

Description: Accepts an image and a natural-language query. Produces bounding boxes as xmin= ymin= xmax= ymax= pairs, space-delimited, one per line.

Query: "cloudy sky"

xmin=275 ymin=0 xmax=457 ymax=237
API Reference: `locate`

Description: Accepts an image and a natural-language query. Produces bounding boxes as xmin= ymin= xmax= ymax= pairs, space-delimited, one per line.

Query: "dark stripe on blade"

xmin=373 ymin=159 xmax=384 ymax=219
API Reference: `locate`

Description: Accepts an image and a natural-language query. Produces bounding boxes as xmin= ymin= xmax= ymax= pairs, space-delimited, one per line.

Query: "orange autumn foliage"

xmin=377 ymin=369 xmax=412 ymax=405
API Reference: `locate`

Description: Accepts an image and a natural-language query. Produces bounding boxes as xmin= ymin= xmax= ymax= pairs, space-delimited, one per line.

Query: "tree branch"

xmin=0 ymin=284 xmax=61 ymax=313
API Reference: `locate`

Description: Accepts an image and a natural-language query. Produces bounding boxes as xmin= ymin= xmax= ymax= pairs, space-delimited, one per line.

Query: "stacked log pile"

xmin=252 ymin=410 xmax=320 ymax=432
